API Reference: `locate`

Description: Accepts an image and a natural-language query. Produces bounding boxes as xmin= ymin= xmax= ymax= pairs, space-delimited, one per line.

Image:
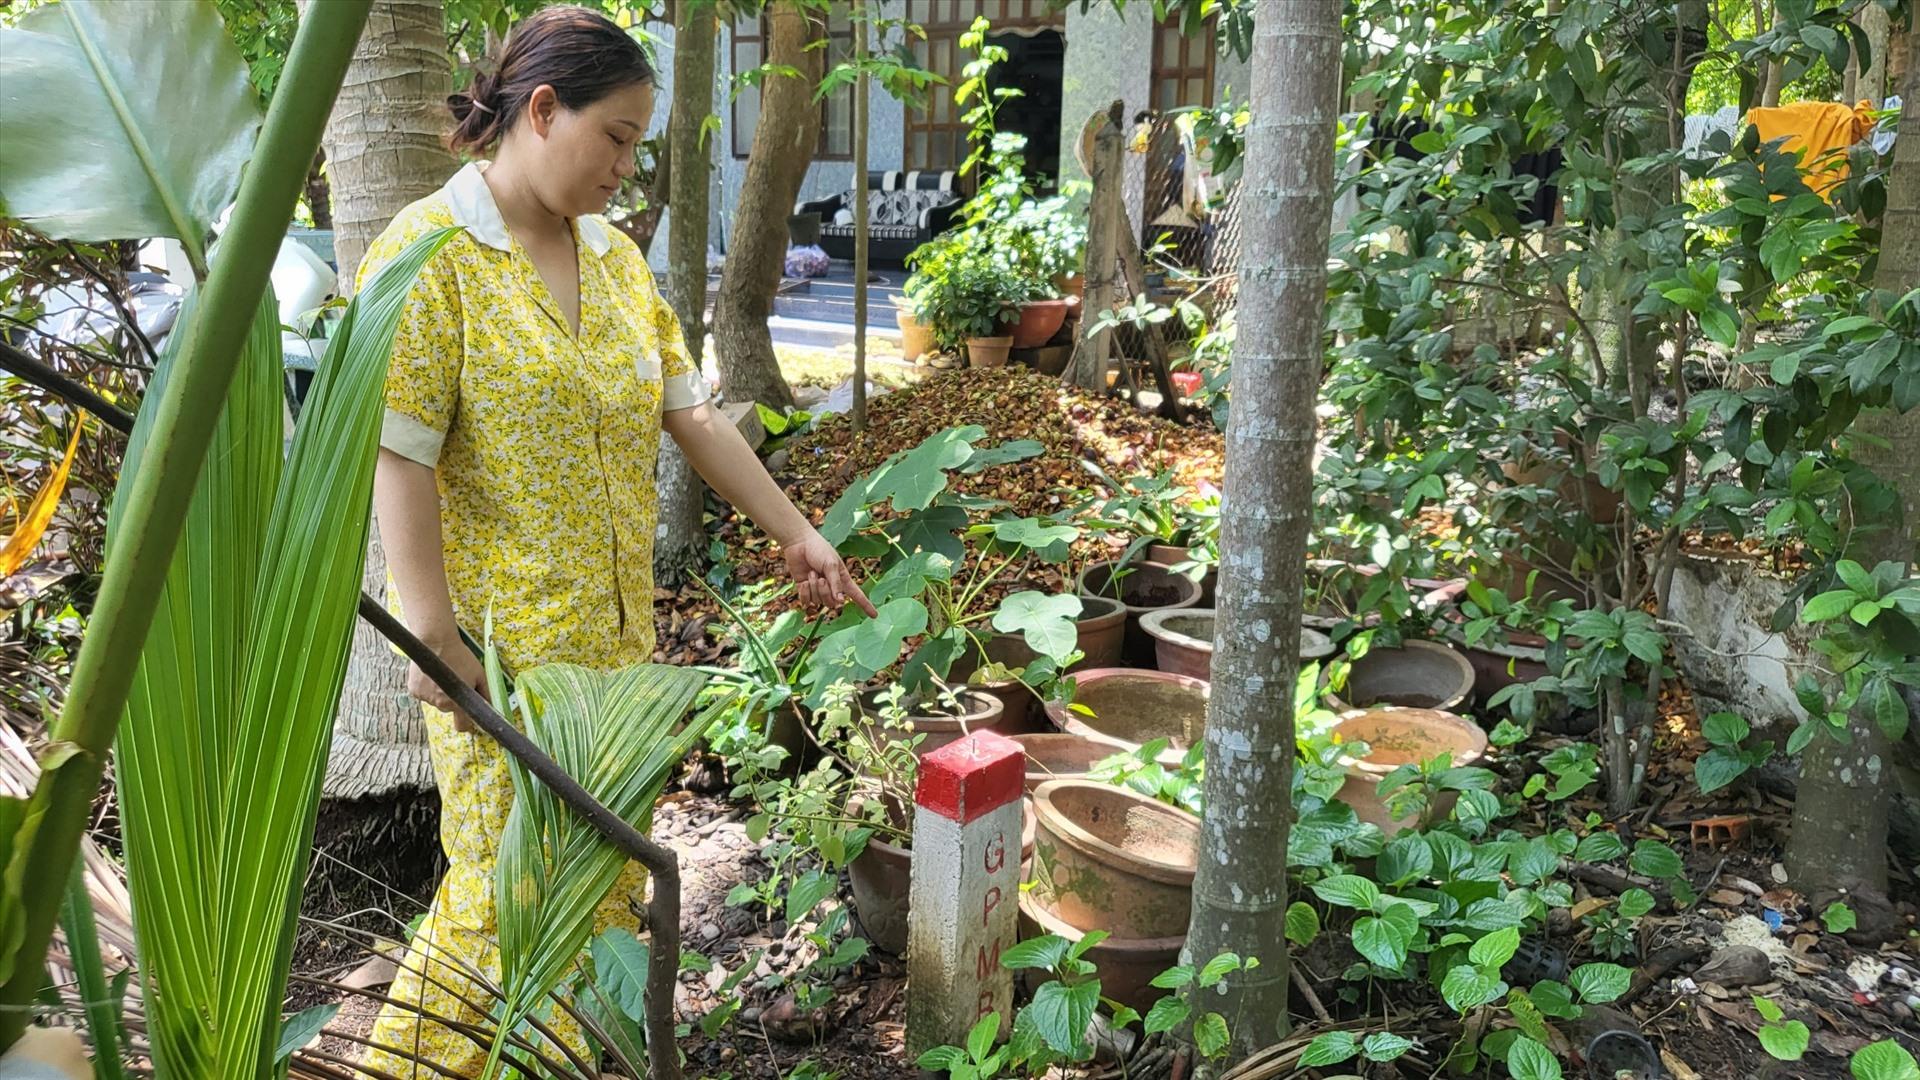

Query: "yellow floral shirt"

xmin=361 ymin=161 xmax=708 ymax=672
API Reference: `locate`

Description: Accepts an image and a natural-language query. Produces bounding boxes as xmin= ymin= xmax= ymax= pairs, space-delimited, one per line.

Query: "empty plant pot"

xmin=1016 ymin=894 xmax=1184 ymax=1014
xmin=894 ymin=302 xmax=935 ymax=362
xmin=1140 ymin=608 xmax=1339 ymax=681
xmin=1027 ymin=779 xmax=1199 ymax=939
xmin=1329 ymin=707 xmax=1489 ymax=832
xmin=856 ymin=687 xmax=1010 ymax=756
xmin=850 ymin=798 xmax=1037 ymax=956
xmin=1325 ymin=638 xmax=1476 ymax=712
xmin=966 ymin=335 xmax=1014 ymax=368
xmin=1010 ymin=297 xmax=1074 ymax=348
xmin=1077 ymin=560 xmax=1202 ymax=667
xmin=1010 ymin=731 xmax=1133 ymax=793
xmin=1044 ymin=668 xmax=1209 ymax=760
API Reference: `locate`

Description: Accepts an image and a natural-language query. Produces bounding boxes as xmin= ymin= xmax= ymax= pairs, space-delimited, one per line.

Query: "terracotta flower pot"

xmin=1329 ymin=707 xmax=1489 ymax=833
xmin=1010 ymin=297 xmax=1074 ymax=349
xmin=1054 ymin=271 xmax=1086 ymax=301
xmin=1012 ymin=343 xmax=1071 ymax=376
xmin=1028 ymin=779 xmax=1199 ymax=939
xmin=966 ymin=335 xmax=1014 ymax=368
xmin=1010 ymin=731 xmax=1132 ymax=793
xmin=1076 ymin=560 xmax=1202 ymax=667
xmin=1016 ymin=894 xmax=1183 ymax=1013
xmin=1044 ymin=668 xmax=1209 ymax=762
xmin=1147 ymin=542 xmax=1216 ymax=606
xmin=1139 ymin=608 xmax=1337 ymax=681
xmin=894 ymin=303 xmax=935 ymax=362
xmin=850 ymin=798 xmax=1037 ymax=956
xmin=1324 ymin=639 xmax=1476 ymax=712
xmin=856 ymin=687 xmax=1011 ymax=756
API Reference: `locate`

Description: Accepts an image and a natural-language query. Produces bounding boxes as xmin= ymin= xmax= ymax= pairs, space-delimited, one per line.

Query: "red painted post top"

xmin=915 ymin=730 xmax=1025 ymax=824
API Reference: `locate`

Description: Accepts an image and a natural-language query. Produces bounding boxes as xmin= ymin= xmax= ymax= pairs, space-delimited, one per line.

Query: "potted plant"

xmin=903 ymin=237 xmax=1030 ymax=368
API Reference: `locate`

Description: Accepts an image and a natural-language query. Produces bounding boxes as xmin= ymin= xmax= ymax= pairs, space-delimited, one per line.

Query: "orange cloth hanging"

xmin=1745 ymin=99 xmax=1875 ymax=198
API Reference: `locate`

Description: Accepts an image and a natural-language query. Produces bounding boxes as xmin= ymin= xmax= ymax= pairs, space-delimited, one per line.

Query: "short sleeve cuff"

xmin=380 ymin=408 xmax=446 ymax=466
xmin=662 ymin=370 xmax=711 ymax=412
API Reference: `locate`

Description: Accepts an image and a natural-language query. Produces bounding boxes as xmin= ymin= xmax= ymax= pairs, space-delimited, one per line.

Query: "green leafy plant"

xmin=1850 ymin=1039 xmax=1920 ymax=1080
xmin=1754 ymin=995 xmax=1811 ymax=1061
xmin=1088 ymin=738 xmax=1204 ymax=816
xmin=1694 ymin=711 xmax=1775 ymax=794
xmin=1822 ymin=901 xmax=1858 ymax=934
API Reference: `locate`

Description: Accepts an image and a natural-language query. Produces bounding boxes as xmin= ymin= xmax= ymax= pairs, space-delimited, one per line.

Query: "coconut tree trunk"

xmin=711 ymin=0 xmax=821 ymax=410
xmin=1785 ymin=32 xmax=1919 ymax=901
xmin=1182 ymin=0 xmax=1341 ymax=1061
xmin=306 ymin=0 xmax=457 ymax=799
xmin=655 ymin=0 xmax=720 ymax=587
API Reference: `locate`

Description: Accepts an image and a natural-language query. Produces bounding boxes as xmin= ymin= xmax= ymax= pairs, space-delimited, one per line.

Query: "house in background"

xmin=643 ymin=1 xmax=1248 ymax=279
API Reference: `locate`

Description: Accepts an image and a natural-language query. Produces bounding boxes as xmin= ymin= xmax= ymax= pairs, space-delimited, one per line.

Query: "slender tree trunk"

xmin=1858 ymin=2 xmax=1891 ymax=104
xmin=1786 ymin=32 xmax=1918 ymax=901
xmin=711 ymin=1 xmax=821 ymax=409
xmin=656 ymin=0 xmax=719 ymax=587
xmin=305 ymin=148 xmax=333 ymax=229
xmin=1182 ymin=1 xmax=1341 ymax=1061
xmin=1063 ymin=102 xmax=1124 ymax=392
xmin=306 ymin=0 xmax=457 ymax=800
xmin=1759 ymin=0 xmax=1786 ymax=106
xmin=851 ymin=1 xmax=869 ymax=432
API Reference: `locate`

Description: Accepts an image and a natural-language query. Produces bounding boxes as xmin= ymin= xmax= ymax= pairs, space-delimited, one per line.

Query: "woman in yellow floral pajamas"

xmin=359 ymin=10 xmax=871 ymax=1077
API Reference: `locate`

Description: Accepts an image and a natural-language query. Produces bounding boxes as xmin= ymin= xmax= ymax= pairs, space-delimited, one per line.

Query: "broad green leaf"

xmin=1440 ymin=964 xmax=1507 ymax=1013
xmin=1569 ymin=962 xmax=1631 ymax=1003
xmin=591 ymin=928 xmax=651 ymax=1021
xmin=1530 ymin=979 xmax=1579 ymax=1018
xmin=992 ymin=591 xmax=1082 ymax=661
xmin=1694 ymin=747 xmax=1751 ymax=794
xmin=1311 ymin=874 xmax=1381 ymax=910
xmin=1192 ymin=1012 xmax=1229 ymax=1057
xmin=966 ymin=1012 xmax=998 ymax=1062
xmin=1617 ymin=889 xmax=1657 ymax=919
xmin=1469 ymin=928 xmax=1521 ymax=969
xmin=1379 ymin=834 xmax=1435 ymax=886
xmin=1300 ymin=1030 xmax=1360 ymax=1067
xmin=1760 ymin=1019 xmax=1811 ymax=1061
xmin=0 ymin=0 xmax=259 ymax=272
xmin=1801 ymin=589 xmax=1859 ymax=623
xmin=1000 ymin=935 xmax=1073 ymax=971
xmin=1836 ymin=560 xmax=1877 ymax=597
xmin=1197 ymin=952 xmax=1242 ymax=987
xmin=917 ymin=1046 xmax=967 ymax=1071
xmin=1026 ymin=978 xmax=1099 ymax=1055
xmin=1363 ymin=1031 xmax=1415 ymax=1061
xmin=1872 ymin=678 xmax=1909 ymax=741
xmin=1629 ymin=840 xmax=1685 ymax=879
xmin=1141 ymin=995 xmax=1190 ymax=1035
xmin=1753 ymin=995 xmax=1785 ymax=1022
xmin=1355 ymin=916 xmax=1408 ymax=970
xmin=886 ymin=425 xmax=984 ymax=511
xmin=959 ymin=438 xmax=1044 ymax=473
xmin=1574 ymin=832 xmax=1625 ymax=862
xmin=1149 ymin=964 xmax=1195 ymax=989
xmin=1822 ymin=902 xmax=1857 ymax=934
xmin=112 ymin=228 xmax=463 ymax=1077
xmin=1507 ymin=1035 xmax=1563 ymax=1080
xmin=786 ymin=869 xmax=837 ymax=924
xmin=1851 ymin=1040 xmax=1920 ymax=1080
xmin=273 ymin=1004 xmax=337 ymax=1065
xmin=1285 ymin=901 xmax=1320 ymax=946
xmin=1702 ymin=712 xmax=1750 ymax=746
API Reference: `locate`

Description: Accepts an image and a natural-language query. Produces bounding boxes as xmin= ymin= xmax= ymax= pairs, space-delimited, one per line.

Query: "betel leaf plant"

xmin=0 ymin=0 xmax=379 ymax=1055
xmin=812 ymin=424 xmax=1087 ymax=707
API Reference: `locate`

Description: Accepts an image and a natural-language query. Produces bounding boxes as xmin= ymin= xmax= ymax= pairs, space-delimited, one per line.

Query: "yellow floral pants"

xmin=362 ymin=703 xmax=649 ymax=1078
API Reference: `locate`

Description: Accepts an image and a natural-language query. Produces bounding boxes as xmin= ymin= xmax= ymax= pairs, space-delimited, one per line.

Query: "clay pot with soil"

xmin=1147 ymin=542 xmax=1216 ymax=606
xmin=1043 ymin=668 xmax=1210 ymax=760
xmin=1324 ymin=639 xmax=1476 ymax=712
xmin=1329 ymin=707 xmax=1489 ymax=832
xmin=855 ymin=687 xmax=1013 ymax=756
xmin=1027 ymin=779 xmax=1199 ymax=939
xmin=1010 ymin=731 xmax=1132 ymax=793
xmin=1009 ymin=297 xmax=1075 ymax=349
xmin=1077 ymin=560 xmax=1202 ymax=667
xmin=1140 ymin=607 xmax=1337 ymax=681
xmin=965 ymin=335 xmax=1014 ymax=368
xmin=849 ymin=796 xmax=1038 ymax=956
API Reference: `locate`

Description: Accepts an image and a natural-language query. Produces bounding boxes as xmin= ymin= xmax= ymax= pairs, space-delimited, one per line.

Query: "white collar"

xmin=444 ymin=161 xmax=612 ymax=257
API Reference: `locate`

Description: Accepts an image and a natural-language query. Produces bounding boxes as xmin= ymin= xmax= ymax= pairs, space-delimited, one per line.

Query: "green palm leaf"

xmin=486 ymin=662 xmax=718 ymax=1076
xmin=110 ymin=226 xmax=460 ymax=1078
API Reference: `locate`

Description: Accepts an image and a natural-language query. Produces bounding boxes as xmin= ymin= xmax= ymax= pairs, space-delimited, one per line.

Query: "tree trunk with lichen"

xmin=1786 ymin=33 xmax=1918 ymax=902
xmin=1181 ymin=0 xmax=1341 ymax=1061
xmin=711 ymin=1 xmax=820 ymax=410
xmin=655 ymin=0 xmax=719 ymax=588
